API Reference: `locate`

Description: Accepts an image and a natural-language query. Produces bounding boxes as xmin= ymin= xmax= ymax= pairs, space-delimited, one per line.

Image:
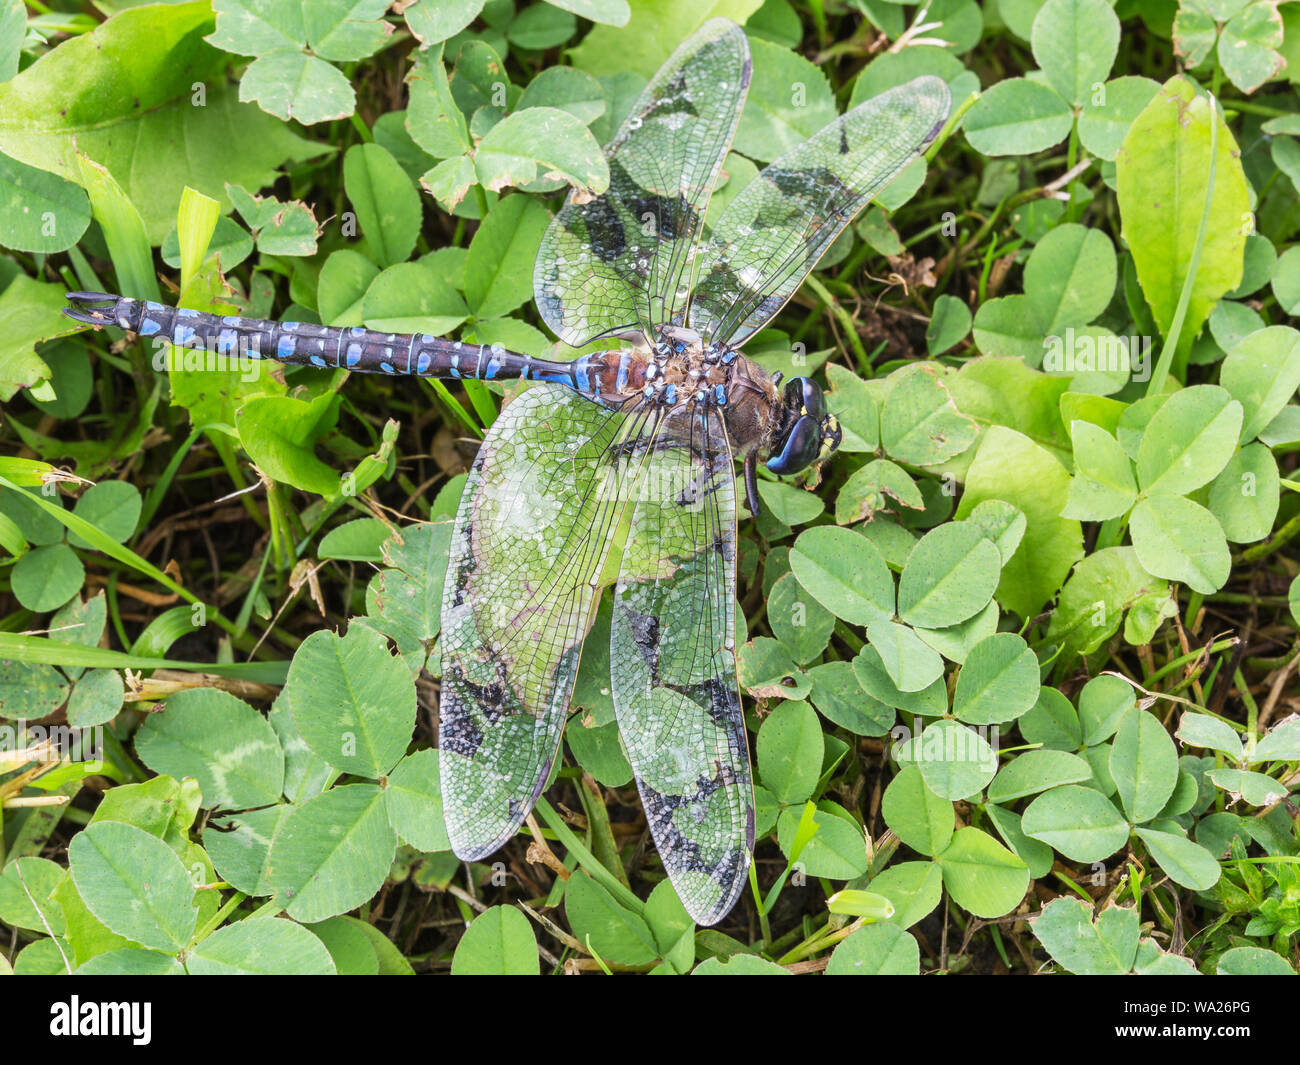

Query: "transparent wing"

xmin=439 ymin=385 xmax=656 ymax=859
xmin=610 ymin=405 xmax=752 ymax=926
xmin=687 ymin=75 xmax=951 ymax=348
xmin=534 ymin=18 xmax=751 ymax=346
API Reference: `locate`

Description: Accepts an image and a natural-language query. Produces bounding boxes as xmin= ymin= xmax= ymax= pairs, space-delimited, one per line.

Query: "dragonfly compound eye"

xmin=781 ymin=376 xmax=826 ymax=421
xmin=767 ymin=414 xmax=822 ymax=475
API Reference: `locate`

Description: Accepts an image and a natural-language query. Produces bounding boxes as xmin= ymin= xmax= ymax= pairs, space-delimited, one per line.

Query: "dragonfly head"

xmin=766 ymin=376 xmax=842 ymax=476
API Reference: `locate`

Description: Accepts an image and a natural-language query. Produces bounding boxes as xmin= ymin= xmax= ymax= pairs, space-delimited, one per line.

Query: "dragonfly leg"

xmin=743 ymin=451 xmax=761 ymax=517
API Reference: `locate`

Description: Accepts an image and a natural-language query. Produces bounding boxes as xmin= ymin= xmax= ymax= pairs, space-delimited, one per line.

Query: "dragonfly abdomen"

xmin=64 ymin=292 xmax=602 ymax=393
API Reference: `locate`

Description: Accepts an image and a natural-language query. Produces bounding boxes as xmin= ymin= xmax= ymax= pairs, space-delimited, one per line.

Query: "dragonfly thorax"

xmin=575 ymin=328 xmax=782 ymax=453
xmin=650 ymin=325 xmax=736 ymax=369
xmin=581 ymin=325 xmax=742 ymax=411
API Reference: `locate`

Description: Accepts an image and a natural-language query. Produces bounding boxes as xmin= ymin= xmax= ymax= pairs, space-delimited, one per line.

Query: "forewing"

xmin=610 ymin=406 xmax=752 ymax=925
xmin=534 ymin=18 xmax=751 ymax=346
xmin=687 ymin=75 xmax=951 ymax=347
xmin=439 ymin=385 xmax=653 ymax=859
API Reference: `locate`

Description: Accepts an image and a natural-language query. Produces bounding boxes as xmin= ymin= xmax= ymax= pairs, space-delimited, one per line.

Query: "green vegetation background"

xmin=1 ymin=0 xmax=1299 ymax=975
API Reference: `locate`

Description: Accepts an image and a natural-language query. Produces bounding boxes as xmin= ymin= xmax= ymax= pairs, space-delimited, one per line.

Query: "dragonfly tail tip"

xmin=63 ymin=291 xmax=120 ymax=326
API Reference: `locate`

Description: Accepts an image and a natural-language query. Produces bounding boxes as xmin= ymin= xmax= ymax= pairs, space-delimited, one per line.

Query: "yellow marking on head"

xmin=817 ymin=415 xmax=841 ymax=461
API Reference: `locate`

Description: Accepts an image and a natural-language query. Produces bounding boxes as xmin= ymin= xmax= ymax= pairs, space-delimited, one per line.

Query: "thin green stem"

xmin=1235 ymin=666 xmax=1259 ymax=746
xmin=348 ymin=112 xmax=373 ymax=143
xmin=1225 ymin=100 xmax=1293 ymax=118
xmin=807 ymin=0 xmax=827 ymax=46
xmin=1143 ymin=637 xmax=1238 ymax=687
xmin=423 ymin=377 xmax=484 ymax=438
xmin=1095 ymin=513 xmax=1129 ymax=550
xmin=803 ymin=272 xmax=870 ymax=373
xmin=1241 ymin=508 xmax=1300 ymax=562
xmin=747 ymin=861 xmax=773 ymax=950
xmin=535 ymin=798 xmax=644 ymax=914
xmin=778 ymin=916 xmax=859 ymax=965
xmin=925 ymin=93 xmax=979 ymax=163
xmin=190 ymin=890 xmax=249 ymax=947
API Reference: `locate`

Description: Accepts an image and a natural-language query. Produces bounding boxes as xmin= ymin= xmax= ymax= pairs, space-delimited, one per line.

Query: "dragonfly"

xmin=64 ymin=18 xmax=950 ymax=925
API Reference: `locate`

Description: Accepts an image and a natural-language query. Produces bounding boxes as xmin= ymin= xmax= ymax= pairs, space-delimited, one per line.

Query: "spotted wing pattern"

xmin=610 ymin=406 xmax=751 ymax=925
xmin=439 ymin=385 xmax=657 ymax=858
xmin=533 ymin=18 xmax=751 ymax=346
xmin=687 ymin=75 xmax=952 ymax=348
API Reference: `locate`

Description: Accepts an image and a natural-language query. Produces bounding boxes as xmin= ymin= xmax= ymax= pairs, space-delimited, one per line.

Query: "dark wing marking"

xmin=534 ymin=18 xmax=751 ymax=346
xmin=439 ymin=385 xmax=658 ymax=859
xmin=609 ymin=404 xmax=752 ymax=925
xmin=686 ymin=75 xmax=951 ymax=348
